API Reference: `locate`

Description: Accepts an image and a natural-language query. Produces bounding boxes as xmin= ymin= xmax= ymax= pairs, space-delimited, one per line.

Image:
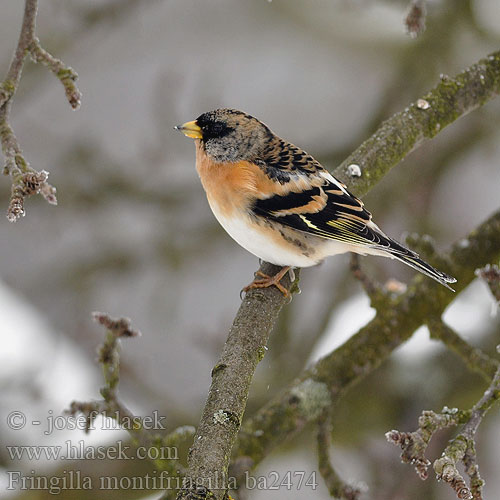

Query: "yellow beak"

xmin=174 ymin=120 xmax=203 ymax=139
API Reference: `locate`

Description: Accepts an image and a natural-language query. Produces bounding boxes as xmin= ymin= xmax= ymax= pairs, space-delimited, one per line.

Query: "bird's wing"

xmin=252 ymin=140 xmax=415 ymax=256
xmin=251 ymin=138 xmax=457 ymax=289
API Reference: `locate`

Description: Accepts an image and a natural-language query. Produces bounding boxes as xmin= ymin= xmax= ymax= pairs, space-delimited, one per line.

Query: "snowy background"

xmin=1 ymin=1 xmax=500 ymax=499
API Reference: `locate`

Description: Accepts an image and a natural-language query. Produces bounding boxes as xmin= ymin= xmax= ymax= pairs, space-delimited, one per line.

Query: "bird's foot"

xmin=242 ymin=266 xmax=292 ymax=298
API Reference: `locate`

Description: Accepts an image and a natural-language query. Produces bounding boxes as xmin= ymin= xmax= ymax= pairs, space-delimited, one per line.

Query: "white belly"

xmin=206 ymin=198 xmax=354 ymax=268
xmin=207 ymin=202 xmax=317 ymax=267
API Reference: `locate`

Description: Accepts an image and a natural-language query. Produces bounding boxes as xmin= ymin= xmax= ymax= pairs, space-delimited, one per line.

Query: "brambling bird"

xmin=175 ymin=109 xmax=456 ymax=295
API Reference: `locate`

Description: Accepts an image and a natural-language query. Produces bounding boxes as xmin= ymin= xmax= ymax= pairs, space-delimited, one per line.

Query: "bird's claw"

xmin=241 ymin=267 xmax=291 ymax=298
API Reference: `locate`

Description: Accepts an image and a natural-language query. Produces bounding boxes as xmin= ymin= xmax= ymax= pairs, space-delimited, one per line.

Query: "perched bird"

xmin=175 ymin=109 xmax=456 ymax=295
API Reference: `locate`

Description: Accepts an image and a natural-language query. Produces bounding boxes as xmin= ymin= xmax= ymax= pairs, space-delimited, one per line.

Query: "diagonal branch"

xmin=333 ymin=50 xmax=500 ymax=198
xmin=233 ymin=208 xmax=500 ymax=478
xmin=0 ymin=0 xmax=81 ymax=221
xmin=175 ymin=264 xmax=299 ymax=499
xmin=428 ymin=320 xmax=499 ymax=382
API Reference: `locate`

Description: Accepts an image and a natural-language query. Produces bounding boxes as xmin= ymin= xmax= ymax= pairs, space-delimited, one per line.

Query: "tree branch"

xmin=0 ymin=0 xmax=81 ymax=221
xmin=317 ymin=413 xmax=362 ymax=500
xmin=175 ymin=263 xmax=299 ymax=499
xmin=349 ymin=253 xmax=382 ymax=301
xmin=68 ymin=312 xmax=192 ymax=500
xmin=333 ymin=50 xmax=500 ymax=198
xmin=427 ymin=320 xmax=499 ymax=382
xmin=476 ymin=264 xmax=500 ymax=304
xmin=233 ymin=209 xmax=500 ymax=478
xmin=388 ymin=349 xmax=500 ymax=499
xmin=386 ymin=407 xmax=469 ymax=481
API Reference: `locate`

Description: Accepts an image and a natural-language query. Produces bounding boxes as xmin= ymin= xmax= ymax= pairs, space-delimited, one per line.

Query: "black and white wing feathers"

xmin=252 ymin=138 xmax=456 ymax=289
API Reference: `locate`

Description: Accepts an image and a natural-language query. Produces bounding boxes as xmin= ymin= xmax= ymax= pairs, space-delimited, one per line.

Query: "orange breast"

xmin=194 ymin=141 xmax=319 ymax=218
xmin=195 ymin=143 xmax=259 ymax=217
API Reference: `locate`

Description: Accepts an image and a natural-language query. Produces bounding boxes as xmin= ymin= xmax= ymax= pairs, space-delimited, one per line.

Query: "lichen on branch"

xmin=333 ymin=50 xmax=500 ymax=199
xmin=387 ymin=351 xmax=500 ymax=500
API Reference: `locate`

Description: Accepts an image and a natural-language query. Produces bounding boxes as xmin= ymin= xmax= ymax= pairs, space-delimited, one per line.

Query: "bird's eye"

xmin=211 ymin=122 xmax=224 ymax=135
xmin=204 ymin=121 xmax=231 ymax=140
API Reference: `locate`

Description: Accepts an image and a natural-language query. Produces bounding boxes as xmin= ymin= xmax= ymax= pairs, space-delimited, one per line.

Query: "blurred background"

xmin=1 ymin=0 xmax=500 ymax=499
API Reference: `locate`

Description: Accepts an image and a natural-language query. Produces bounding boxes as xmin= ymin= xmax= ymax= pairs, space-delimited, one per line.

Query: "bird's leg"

xmin=242 ymin=266 xmax=292 ymax=297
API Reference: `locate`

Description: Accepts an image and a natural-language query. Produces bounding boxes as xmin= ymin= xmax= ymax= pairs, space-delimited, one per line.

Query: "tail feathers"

xmin=392 ymin=253 xmax=456 ymax=291
xmin=358 ymin=222 xmax=456 ymax=291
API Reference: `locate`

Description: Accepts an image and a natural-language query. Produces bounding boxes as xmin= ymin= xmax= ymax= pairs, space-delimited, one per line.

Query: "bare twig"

xmin=463 ymin=441 xmax=484 ymax=500
xmin=349 ymin=254 xmax=408 ymax=303
xmin=386 ymin=408 xmax=469 ymax=480
xmin=387 ymin=351 xmax=500 ymax=500
xmin=68 ymin=312 xmax=192 ymax=491
xmin=405 ymin=0 xmax=427 ymax=39
xmin=476 ymin=264 xmax=500 ymax=304
xmin=317 ymin=413 xmax=361 ymax=500
xmin=436 ymin=354 xmax=500 ymax=499
xmin=0 ymin=0 xmax=81 ymax=221
xmin=29 ymin=38 xmax=81 ymax=109
xmin=428 ymin=320 xmax=499 ymax=382
xmin=68 ymin=313 xmax=145 ymax=437
xmin=465 ymin=348 xmax=500 ymax=437
xmin=93 ymin=311 xmax=142 ymax=339
xmin=433 ymin=437 xmax=474 ymax=500
xmin=349 ymin=254 xmax=382 ymax=300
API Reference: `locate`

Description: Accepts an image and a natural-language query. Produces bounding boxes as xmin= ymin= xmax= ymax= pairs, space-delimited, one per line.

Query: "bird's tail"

xmin=353 ymin=221 xmax=457 ymax=291
xmin=391 ymin=252 xmax=456 ymax=291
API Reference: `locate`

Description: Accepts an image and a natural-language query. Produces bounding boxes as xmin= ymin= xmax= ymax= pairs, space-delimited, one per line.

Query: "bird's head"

xmin=174 ymin=108 xmax=272 ymax=163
